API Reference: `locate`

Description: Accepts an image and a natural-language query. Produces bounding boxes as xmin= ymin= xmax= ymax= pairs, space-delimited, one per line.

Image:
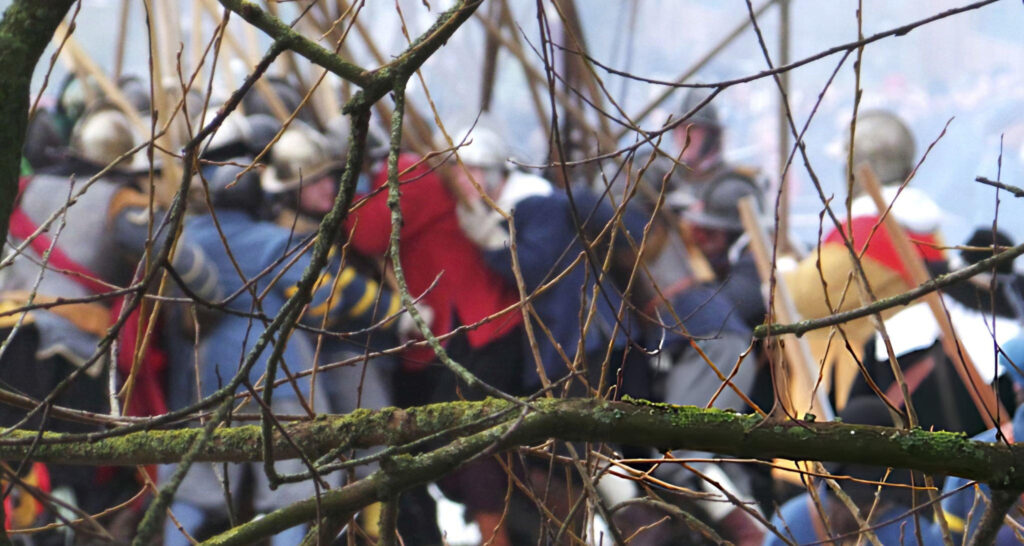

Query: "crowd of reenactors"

xmin=1 ymin=72 xmax=1022 ymax=545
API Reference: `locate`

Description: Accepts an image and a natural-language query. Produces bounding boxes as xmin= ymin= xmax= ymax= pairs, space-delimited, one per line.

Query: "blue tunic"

xmin=765 ymin=487 xmax=936 ymax=545
xmin=479 ymin=187 xmax=646 ymax=388
xmin=183 ymin=209 xmax=400 ymax=400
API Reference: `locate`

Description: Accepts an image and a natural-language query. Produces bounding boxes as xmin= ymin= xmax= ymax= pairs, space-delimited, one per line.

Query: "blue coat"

xmin=183 ymin=209 xmax=400 ymax=400
xmin=765 ymin=487 xmax=935 ymax=545
xmin=931 ymin=404 xmax=1024 ymax=545
xmin=480 ymin=187 xmax=646 ymax=388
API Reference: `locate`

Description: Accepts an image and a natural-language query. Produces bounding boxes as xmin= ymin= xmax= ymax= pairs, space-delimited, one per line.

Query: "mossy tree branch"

xmin=0 ymin=398 xmax=1022 ymax=487
xmin=170 ymin=397 xmax=1024 ymax=545
xmin=0 ymin=0 xmax=76 ymax=250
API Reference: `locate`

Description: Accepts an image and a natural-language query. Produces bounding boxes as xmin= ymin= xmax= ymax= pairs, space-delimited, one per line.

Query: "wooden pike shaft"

xmin=113 ymin=0 xmax=132 ymax=80
xmin=54 ymin=22 xmax=148 ymax=133
xmin=196 ymin=0 xmax=290 ymax=122
xmin=615 ymin=0 xmax=778 ymax=142
xmin=474 ymin=6 xmax=610 ymax=151
xmin=858 ymin=164 xmax=1009 ymax=428
xmin=739 ymin=196 xmax=834 ymax=420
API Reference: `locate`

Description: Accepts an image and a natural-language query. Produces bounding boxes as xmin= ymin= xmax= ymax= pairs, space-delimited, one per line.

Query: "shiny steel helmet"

xmin=849 ymin=110 xmax=916 ymax=185
xmin=193 ymin=106 xmax=254 ymax=161
xmin=448 ymin=120 xmax=509 ymax=171
xmin=260 ymin=121 xmax=341 ymax=194
xmin=68 ymin=104 xmax=145 ymax=171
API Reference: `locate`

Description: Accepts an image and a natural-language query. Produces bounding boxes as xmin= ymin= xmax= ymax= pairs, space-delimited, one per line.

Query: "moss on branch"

xmin=0 ymin=0 xmax=76 ymax=248
xmin=1 ymin=398 xmax=1021 ymax=492
xmin=198 ymin=398 xmax=1024 ymax=545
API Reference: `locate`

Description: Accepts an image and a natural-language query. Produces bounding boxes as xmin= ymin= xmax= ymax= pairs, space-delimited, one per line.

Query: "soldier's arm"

xmin=280 ymin=255 xmax=402 ymax=331
xmin=109 ymin=191 xmax=223 ymax=302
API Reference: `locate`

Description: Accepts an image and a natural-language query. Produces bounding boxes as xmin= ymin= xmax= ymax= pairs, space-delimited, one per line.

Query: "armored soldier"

xmin=1 ymin=103 xmax=220 ymax=533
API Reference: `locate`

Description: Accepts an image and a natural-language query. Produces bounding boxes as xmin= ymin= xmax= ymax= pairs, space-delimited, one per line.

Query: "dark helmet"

xmin=683 ymin=176 xmax=763 ymax=232
xmin=23 ymin=109 xmax=65 ymax=171
xmin=205 ymin=158 xmax=263 ymax=214
xmin=117 ymin=75 xmax=152 ymax=114
xmin=961 ymin=228 xmax=1015 ymax=275
xmin=245 ymin=113 xmax=282 ymax=157
xmin=680 ymin=88 xmax=721 ymax=129
xmin=242 ymin=76 xmax=315 ymax=125
xmin=628 ymin=149 xmax=684 ymax=213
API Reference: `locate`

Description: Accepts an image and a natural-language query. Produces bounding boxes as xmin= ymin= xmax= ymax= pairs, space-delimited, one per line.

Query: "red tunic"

xmin=344 ymin=154 xmax=521 ymax=368
xmin=824 ymin=215 xmax=944 ymax=286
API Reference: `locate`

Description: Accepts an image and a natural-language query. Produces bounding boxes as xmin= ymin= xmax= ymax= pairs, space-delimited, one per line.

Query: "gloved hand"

xmin=455 ymin=202 xmax=509 ymax=251
xmin=396 ymin=301 xmax=434 ymax=343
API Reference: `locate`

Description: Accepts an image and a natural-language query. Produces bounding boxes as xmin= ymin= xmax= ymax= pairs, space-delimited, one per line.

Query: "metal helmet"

xmin=679 ymin=88 xmax=721 ymax=129
xmin=117 ymin=75 xmax=151 ymax=114
xmin=193 ymin=107 xmax=252 ymax=162
xmin=448 ymin=121 xmax=508 ymax=171
xmin=57 ymin=74 xmax=101 ymax=130
xmin=849 ymin=110 xmax=916 ymax=185
xmin=324 ymin=115 xmax=350 ymax=162
xmin=245 ymin=113 xmax=282 ymax=157
xmin=23 ymin=109 xmax=65 ymax=170
xmin=261 ymin=121 xmax=341 ymax=194
xmin=205 ymin=159 xmax=263 ymax=214
xmin=628 ymin=148 xmax=683 ymax=213
xmin=242 ymin=76 xmax=315 ymax=125
xmin=68 ymin=105 xmax=144 ymax=170
xmin=683 ymin=177 xmax=763 ymax=232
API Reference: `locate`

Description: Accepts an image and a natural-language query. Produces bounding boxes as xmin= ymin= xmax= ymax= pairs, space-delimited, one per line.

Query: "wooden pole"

xmin=333 ymin=1 xmax=436 ymax=149
xmin=554 ymin=0 xmax=612 ymax=141
xmin=475 ymin=5 xmax=610 ymax=151
xmin=858 ymin=164 xmax=1009 ymax=428
xmin=143 ymin=0 xmax=184 ymax=206
xmin=776 ymin=0 xmax=793 ymax=256
xmin=190 ymin=0 xmax=205 ymax=88
xmin=739 ymin=196 xmax=835 ymax=420
xmin=113 ymin=0 xmax=132 ymax=80
xmin=196 ymin=0 xmax=291 ymax=122
xmin=483 ymin=2 xmax=550 ymax=132
xmin=53 ymin=22 xmax=148 ymax=133
xmin=478 ymin=0 xmax=502 ymax=112
xmin=614 ymin=0 xmax=777 ymax=142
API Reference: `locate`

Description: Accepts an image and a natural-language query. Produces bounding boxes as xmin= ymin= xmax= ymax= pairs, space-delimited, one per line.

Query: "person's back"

xmin=344 ymin=152 xmax=522 ymax=370
xmin=185 ymin=208 xmax=321 ymax=395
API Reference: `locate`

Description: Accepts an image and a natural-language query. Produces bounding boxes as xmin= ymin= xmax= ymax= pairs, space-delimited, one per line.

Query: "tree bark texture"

xmin=0 ymin=398 xmax=1020 ymax=487
xmin=0 ymin=0 xmax=75 ymax=250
